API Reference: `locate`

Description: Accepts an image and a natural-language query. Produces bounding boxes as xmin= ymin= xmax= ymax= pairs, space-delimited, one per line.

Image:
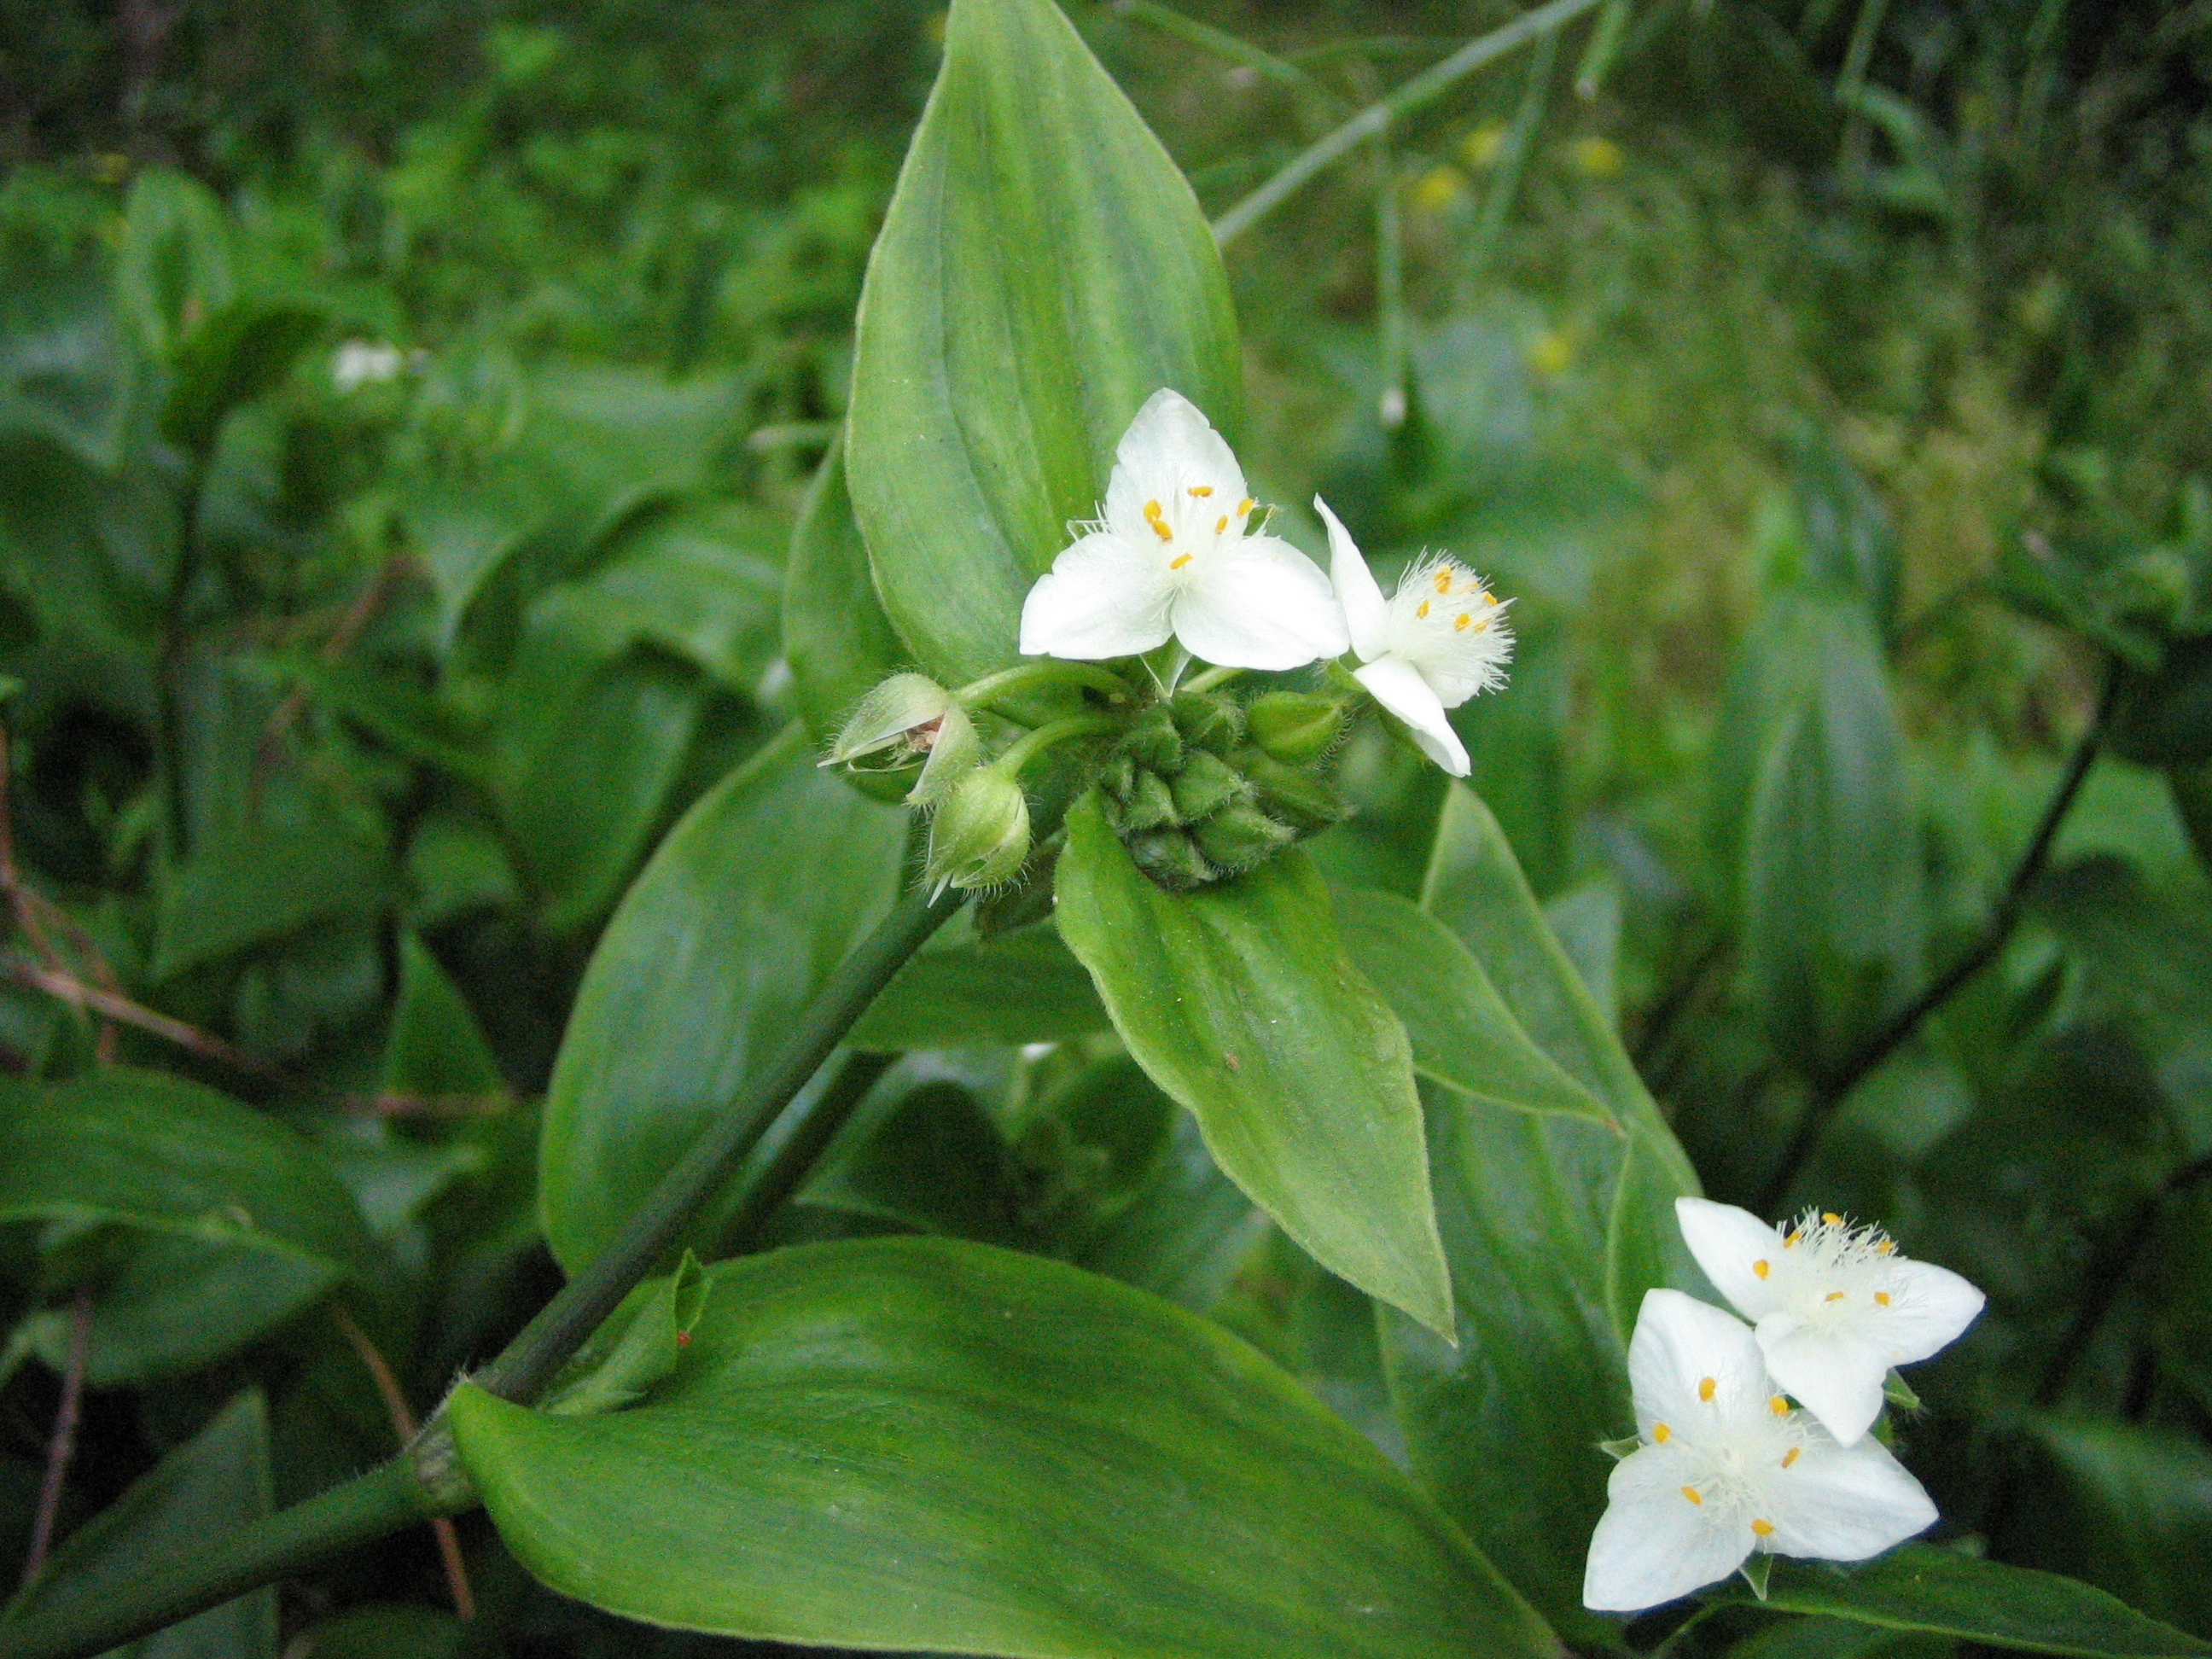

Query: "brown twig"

xmin=254 ymin=555 xmax=413 ymax=796
xmin=329 ymin=1309 xmax=474 ymax=1622
xmin=0 ymin=956 xmax=277 ymax=1079
xmin=21 ymin=1285 xmax=94 ymax=1589
xmin=0 ymin=721 xmax=119 ymax=1062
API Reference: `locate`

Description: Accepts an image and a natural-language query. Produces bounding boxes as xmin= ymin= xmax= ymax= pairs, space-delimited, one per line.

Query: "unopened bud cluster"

xmin=1098 ymin=690 xmax=1348 ymax=892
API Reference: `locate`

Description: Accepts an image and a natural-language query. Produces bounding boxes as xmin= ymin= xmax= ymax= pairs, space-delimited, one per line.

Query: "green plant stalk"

xmin=714 ymin=1050 xmax=898 ymax=1254
xmin=0 ymin=884 xmax=967 ymax=1659
xmin=1210 ymin=0 xmax=1607 ymax=246
xmin=994 ymin=713 xmax=1122 ymax=777
xmin=473 ymin=882 xmax=964 ymax=1404
xmin=0 ymin=1455 xmax=448 ymax=1659
xmin=1114 ymin=0 xmax=1342 ymax=109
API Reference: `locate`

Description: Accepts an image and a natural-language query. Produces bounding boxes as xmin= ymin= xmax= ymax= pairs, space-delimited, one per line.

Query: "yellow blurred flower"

xmin=1527 ymin=329 xmax=1575 ymax=375
xmin=1569 ymin=136 xmax=1625 ymax=178
xmin=1460 ymin=121 xmax=1509 ymax=169
xmin=1411 ymin=166 xmax=1466 ymax=213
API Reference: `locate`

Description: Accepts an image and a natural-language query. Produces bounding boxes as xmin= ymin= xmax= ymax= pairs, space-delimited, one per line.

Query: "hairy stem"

xmin=1756 ymin=661 xmax=2116 ymax=1214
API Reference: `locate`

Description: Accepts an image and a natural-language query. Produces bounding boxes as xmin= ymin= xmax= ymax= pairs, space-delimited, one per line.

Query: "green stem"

xmin=994 ymin=714 xmax=1121 ymax=778
xmin=1114 ymin=0 xmax=1343 ymax=110
xmin=474 ymin=882 xmax=963 ymax=1404
xmin=954 ymin=660 xmax=1132 ymax=714
xmin=1181 ymin=665 xmax=1246 ymax=695
xmin=715 ymin=1050 xmax=898 ymax=1254
xmin=1210 ymin=0 xmax=1607 ymax=246
xmin=0 ymin=1456 xmax=447 ymax=1659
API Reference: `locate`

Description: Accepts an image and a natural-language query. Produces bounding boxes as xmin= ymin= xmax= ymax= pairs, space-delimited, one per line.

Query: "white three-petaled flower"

xmin=1582 ymin=1289 xmax=1938 ymax=1613
xmin=1019 ymin=389 xmax=1349 ymax=672
xmin=1675 ymin=1197 xmax=1985 ymax=1447
xmin=1314 ymin=497 xmax=1512 ymax=776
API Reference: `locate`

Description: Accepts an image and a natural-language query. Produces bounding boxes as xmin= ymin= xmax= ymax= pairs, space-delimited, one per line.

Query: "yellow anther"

xmin=1169 ymin=553 xmax=1193 ymax=570
xmin=1753 ymin=1259 xmax=1770 ymax=1279
xmin=1434 ymin=568 xmax=1452 ymax=594
xmin=1825 ymin=1290 xmax=1846 ymax=1301
xmin=1782 ymin=1447 xmax=1801 ymax=1468
xmin=1214 ymin=515 xmax=1228 ymax=533
xmin=1752 ymin=1518 xmax=1775 ymax=1538
xmin=1698 ymin=1377 xmax=1716 ymax=1402
xmin=1476 ymin=589 xmax=1494 ymax=605
xmin=1874 ymin=1291 xmax=1890 ymax=1306
xmin=1680 ymin=1486 xmax=1703 ymax=1505
xmin=1150 ymin=519 xmax=1173 ymax=542
xmin=1417 ymin=600 xmax=1430 ymax=619
xmin=1823 ymin=1211 xmax=1842 ymax=1225
xmin=1454 ymin=612 xmax=1473 ymax=630
xmin=1236 ymin=497 xmax=1254 ymax=515
xmin=1652 ymin=1422 xmax=1671 ymax=1443
xmin=1144 ymin=498 xmax=1164 ymax=519
xmin=1876 ymin=1239 xmax=1895 ymax=1254
xmin=1784 ymin=1229 xmax=1802 ymax=1247
xmin=1188 ymin=485 xmax=1214 ymax=497
xmin=1769 ymin=1395 xmax=1788 ymax=1416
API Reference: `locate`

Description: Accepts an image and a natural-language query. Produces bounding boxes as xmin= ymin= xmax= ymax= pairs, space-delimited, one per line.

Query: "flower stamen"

xmin=1169 ymin=553 xmax=1193 ymax=570
xmin=1698 ymin=1377 xmax=1716 ymax=1402
xmin=1652 ymin=1422 xmax=1671 ymax=1443
xmin=1754 ymin=1259 xmax=1770 ymax=1278
xmin=1752 ymin=1518 xmax=1775 ymax=1538
xmin=1680 ymin=1486 xmax=1703 ymax=1505
xmin=1781 ymin=1447 xmax=1801 ymax=1468
xmin=1769 ymin=1394 xmax=1788 ymax=1415
xmin=1188 ymin=485 xmax=1213 ymax=497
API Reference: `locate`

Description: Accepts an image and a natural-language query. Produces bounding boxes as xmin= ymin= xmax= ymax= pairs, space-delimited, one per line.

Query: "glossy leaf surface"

xmin=853 ymin=921 xmax=1109 ymax=1051
xmin=783 ymin=434 xmax=905 ymax=756
xmin=1332 ymin=883 xmax=1610 ymax=1121
xmin=846 ymin=0 xmax=1241 ymax=684
xmin=1056 ymin=792 xmax=1452 ymax=1335
xmin=538 ymin=724 xmax=907 ymax=1272
xmin=451 ymin=1239 xmax=1554 ymax=1659
xmin=1752 ymin=1548 xmax=2212 ymax=1658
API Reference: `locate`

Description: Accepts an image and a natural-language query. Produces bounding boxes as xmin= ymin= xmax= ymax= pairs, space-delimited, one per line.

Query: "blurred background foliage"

xmin=0 ymin=0 xmax=2209 ymax=1653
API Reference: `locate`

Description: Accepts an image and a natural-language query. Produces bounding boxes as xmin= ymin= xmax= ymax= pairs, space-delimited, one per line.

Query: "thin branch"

xmin=1756 ymin=660 xmax=2119 ymax=1215
xmin=1211 ymin=0 xmax=1608 ymax=246
xmin=21 ymin=1287 xmax=93 ymax=1589
xmin=329 ymin=1310 xmax=474 ymax=1621
xmin=0 ymin=957 xmax=277 ymax=1079
xmin=0 ymin=720 xmax=117 ymax=1062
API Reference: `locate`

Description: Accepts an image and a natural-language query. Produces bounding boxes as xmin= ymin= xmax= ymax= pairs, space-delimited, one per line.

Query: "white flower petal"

xmin=1755 ymin=1317 xmax=1890 ymax=1447
xmin=1765 ymin=1434 xmax=1936 ymax=1562
xmin=1173 ymin=535 xmax=1350 ymax=670
xmin=1627 ymin=1289 xmax=1770 ymax=1427
xmin=1313 ymin=495 xmax=1389 ymax=661
xmin=1582 ymin=1446 xmax=1752 ymax=1612
xmin=1354 ymin=656 xmax=1470 ymax=775
xmin=1018 ymin=531 xmax=1176 ymax=661
xmin=1103 ymin=388 xmax=1248 ymax=547
xmin=1871 ymin=1259 xmax=1987 ymax=1365
xmin=1676 ymin=1197 xmax=1790 ymax=1322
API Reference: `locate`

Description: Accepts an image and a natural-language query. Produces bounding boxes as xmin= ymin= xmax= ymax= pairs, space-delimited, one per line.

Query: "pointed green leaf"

xmin=1380 ymin=785 xmax=1700 ymax=1638
xmin=8 ymin=1390 xmax=276 ymax=1659
xmin=846 ymin=0 xmax=1242 ymax=684
xmin=1747 ymin=1548 xmax=2212 ymax=1658
xmin=1055 ymin=793 xmax=1452 ymax=1336
xmin=449 ymin=1240 xmax=1556 ymax=1659
xmin=382 ymin=932 xmax=505 ymax=1098
xmin=538 ymin=724 xmax=907 ymax=1272
xmin=0 ymin=1068 xmax=383 ymax=1282
xmin=1331 ymin=884 xmax=1611 ymax=1122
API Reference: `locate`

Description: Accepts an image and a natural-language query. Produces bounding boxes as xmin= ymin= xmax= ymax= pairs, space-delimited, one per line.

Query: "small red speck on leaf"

xmin=676 ymin=1331 xmax=691 ymax=1347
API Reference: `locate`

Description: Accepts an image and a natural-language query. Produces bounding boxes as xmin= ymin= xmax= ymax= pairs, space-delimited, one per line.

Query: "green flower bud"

xmin=1101 ymin=752 xmax=1137 ymax=800
xmin=1168 ymin=749 xmax=1246 ymax=822
xmin=1194 ymin=802 xmax=1297 ymax=873
xmin=1121 ymin=703 xmax=1184 ymax=772
xmin=825 ymin=672 xmax=956 ymax=771
xmin=1118 ymin=766 xmax=1180 ymax=833
xmin=1170 ymin=690 xmax=1244 ymax=755
xmin=904 ymin=702 xmax=981 ymax=809
xmin=1239 ymin=750 xmax=1351 ymax=836
xmin=1245 ymin=691 xmax=1347 ymax=765
xmin=1126 ymin=828 xmax=1215 ymax=891
xmin=925 ymin=765 xmax=1032 ymax=895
